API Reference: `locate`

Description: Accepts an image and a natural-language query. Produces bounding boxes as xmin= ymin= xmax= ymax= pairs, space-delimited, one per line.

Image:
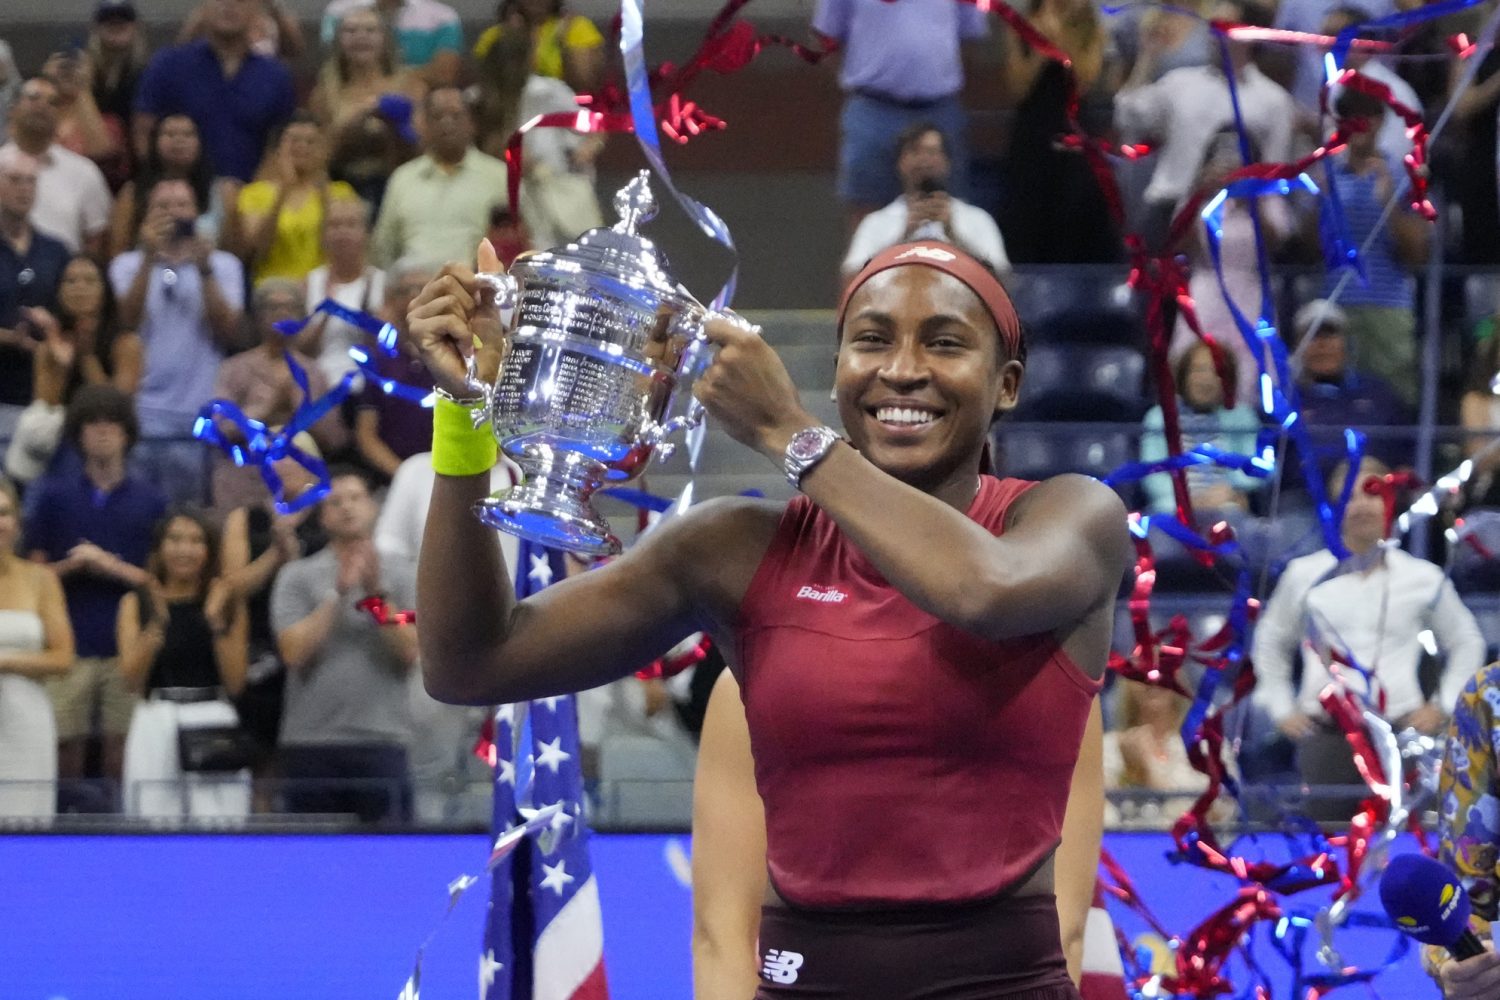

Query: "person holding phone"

xmin=0 ymin=147 xmax=69 ymax=441
xmin=841 ymin=122 xmax=1008 ymax=283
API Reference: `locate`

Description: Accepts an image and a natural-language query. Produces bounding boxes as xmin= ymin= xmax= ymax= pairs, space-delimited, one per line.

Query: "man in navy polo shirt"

xmin=0 ymin=147 xmax=68 ymax=438
xmin=132 ymin=0 xmax=296 ymax=182
xmin=26 ymin=385 xmax=166 ymax=807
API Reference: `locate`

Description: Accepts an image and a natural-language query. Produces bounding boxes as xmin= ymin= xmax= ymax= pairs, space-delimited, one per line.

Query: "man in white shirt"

xmin=1114 ymin=0 xmax=1295 ymax=245
xmin=841 ymin=122 xmax=1007 ymax=280
xmin=2 ymin=77 xmax=112 ymax=256
xmin=1252 ymin=457 xmax=1485 ymax=815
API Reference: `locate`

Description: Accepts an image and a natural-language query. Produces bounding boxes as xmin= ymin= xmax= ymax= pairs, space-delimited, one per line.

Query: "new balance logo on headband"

xmin=762 ymin=949 xmax=804 ymax=984
xmin=795 ymin=585 xmax=847 ymax=604
xmin=895 ymin=245 xmax=957 ymax=262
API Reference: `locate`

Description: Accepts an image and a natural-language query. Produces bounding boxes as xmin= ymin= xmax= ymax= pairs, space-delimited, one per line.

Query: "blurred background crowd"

xmin=0 ymin=0 xmax=1497 ymax=833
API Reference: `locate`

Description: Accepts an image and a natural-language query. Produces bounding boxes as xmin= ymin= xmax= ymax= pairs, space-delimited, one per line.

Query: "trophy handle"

xmin=458 ymin=272 xmax=521 ymax=426
xmin=643 ymin=310 xmax=758 ymax=460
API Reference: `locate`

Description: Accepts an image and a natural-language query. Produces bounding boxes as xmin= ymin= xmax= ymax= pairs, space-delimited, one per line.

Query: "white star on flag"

xmin=534 ymin=737 xmax=571 ymax=773
xmin=478 ymin=949 xmax=503 ymax=999
xmin=494 ymin=704 xmax=516 ymax=726
xmin=528 ymin=553 xmax=554 ymax=588
xmin=539 ymin=859 xmax=575 ymax=896
xmin=497 ymin=757 xmax=516 ymax=787
xmin=537 ymin=695 xmax=564 ymax=711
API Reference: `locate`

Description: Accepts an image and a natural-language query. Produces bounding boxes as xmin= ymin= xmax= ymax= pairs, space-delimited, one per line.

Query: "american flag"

xmin=481 ymin=539 xmax=610 ymax=1000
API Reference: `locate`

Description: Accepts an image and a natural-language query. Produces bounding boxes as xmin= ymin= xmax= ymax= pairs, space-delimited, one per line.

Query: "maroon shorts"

xmin=754 ymin=890 xmax=1081 ymax=1000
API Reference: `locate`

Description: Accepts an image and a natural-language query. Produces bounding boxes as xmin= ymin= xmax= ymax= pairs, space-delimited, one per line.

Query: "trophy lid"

xmin=510 ymin=170 xmax=700 ymax=310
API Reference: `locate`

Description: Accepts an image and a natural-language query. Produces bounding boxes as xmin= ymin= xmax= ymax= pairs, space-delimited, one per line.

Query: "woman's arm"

xmin=211 ymin=591 xmax=250 ymax=696
xmin=691 ymin=669 xmax=767 ymax=1000
xmin=1055 ymin=699 xmax=1106 ymax=986
xmin=0 ymin=567 xmax=75 ymax=678
xmin=116 ymin=591 xmax=164 ymax=692
xmin=108 ymin=332 xmax=143 ymax=396
xmin=354 ymin=408 xmax=404 ymax=479
xmin=108 ymin=182 xmax=138 ymax=260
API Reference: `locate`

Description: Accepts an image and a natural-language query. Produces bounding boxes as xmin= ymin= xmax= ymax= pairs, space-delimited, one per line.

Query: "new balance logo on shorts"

xmin=761 ymin=949 xmax=804 ymax=984
xmin=795 ymin=585 xmax=847 ymax=604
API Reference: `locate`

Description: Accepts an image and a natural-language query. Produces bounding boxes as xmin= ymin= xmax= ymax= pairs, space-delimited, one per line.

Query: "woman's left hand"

xmin=695 ymin=316 xmax=816 ymax=460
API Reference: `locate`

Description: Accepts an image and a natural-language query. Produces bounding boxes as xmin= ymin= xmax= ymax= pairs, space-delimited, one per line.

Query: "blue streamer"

xmin=276 ymin=297 xmax=437 ymax=407
xmin=619 ymin=0 xmax=738 ymax=310
xmin=1270 ymin=908 xmax=1409 ymax=995
xmin=192 ymin=349 xmax=346 ymax=514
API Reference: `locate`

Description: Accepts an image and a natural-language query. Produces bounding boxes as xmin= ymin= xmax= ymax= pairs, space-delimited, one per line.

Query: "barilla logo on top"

xmin=896 ymin=245 xmax=956 ymax=263
xmin=795 ymin=584 xmax=848 ymax=604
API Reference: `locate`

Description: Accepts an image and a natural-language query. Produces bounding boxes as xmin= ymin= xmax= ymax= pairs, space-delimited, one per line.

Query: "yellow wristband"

xmin=431 ymin=398 xmax=497 ymax=477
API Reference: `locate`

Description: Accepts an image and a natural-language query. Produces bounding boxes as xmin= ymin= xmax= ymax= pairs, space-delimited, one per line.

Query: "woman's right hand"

xmin=406 ymin=238 xmax=510 ymax=397
xmin=1438 ymin=944 xmax=1500 ymax=998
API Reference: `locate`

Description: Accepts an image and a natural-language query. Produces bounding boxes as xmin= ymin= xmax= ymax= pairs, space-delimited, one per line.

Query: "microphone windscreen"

xmin=1379 ymin=853 xmax=1473 ymax=948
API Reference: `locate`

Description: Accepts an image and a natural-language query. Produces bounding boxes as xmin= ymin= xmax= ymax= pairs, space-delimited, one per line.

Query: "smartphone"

xmin=172 ymin=218 xmax=196 ymax=241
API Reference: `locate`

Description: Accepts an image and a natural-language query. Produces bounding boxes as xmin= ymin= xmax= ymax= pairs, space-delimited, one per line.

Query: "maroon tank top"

xmin=734 ymin=475 xmax=1103 ymax=909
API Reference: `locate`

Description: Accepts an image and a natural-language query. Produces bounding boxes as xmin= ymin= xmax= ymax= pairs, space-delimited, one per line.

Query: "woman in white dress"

xmin=0 ymin=476 xmax=75 ymax=821
xmin=118 ymin=509 xmax=250 ymax=819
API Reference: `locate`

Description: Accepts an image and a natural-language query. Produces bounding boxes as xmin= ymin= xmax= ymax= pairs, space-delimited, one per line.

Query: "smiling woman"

xmin=409 ymin=237 xmax=1129 ymax=1000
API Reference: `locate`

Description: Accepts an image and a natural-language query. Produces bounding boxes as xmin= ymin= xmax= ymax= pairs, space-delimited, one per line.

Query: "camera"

xmin=171 ymin=218 xmax=196 ymax=241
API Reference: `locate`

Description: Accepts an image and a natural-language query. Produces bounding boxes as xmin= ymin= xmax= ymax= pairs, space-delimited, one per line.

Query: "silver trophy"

xmin=467 ymin=171 xmax=725 ymax=556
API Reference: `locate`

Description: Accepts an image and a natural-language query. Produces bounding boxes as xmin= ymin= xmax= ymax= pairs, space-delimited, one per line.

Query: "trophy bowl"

xmin=471 ymin=171 xmax=717 ymax=556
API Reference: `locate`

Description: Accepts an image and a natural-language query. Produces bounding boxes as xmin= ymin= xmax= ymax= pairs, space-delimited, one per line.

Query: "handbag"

xmin=177 ymin=724 xmax=257 ymax=773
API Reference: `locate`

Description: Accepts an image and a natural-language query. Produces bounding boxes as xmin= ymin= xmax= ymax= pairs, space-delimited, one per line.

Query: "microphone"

xmin=1378 ymin=853 xmax=1487 ymax=960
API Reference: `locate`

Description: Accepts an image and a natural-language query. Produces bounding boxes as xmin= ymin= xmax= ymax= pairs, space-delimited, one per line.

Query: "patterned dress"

xmin=1429 ymin=664 xmax=1500 ymax=975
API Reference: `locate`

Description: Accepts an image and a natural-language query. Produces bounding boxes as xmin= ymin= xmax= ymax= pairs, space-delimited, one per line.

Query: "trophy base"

xmin=473 ymin=459 xmax=622 ymax=557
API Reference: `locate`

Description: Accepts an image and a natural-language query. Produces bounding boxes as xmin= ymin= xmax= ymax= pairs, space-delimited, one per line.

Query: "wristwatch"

xmin=783 ymin=425 xmax=841 ymax=489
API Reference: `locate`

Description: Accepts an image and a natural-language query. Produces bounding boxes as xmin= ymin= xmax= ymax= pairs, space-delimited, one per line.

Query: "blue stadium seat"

xmin=1014 ymin=344 xmax=1148 ymax=421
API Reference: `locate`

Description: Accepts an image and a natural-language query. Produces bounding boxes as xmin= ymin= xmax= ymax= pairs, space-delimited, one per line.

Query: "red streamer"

xmin=356 ymin=595 xmax=417 ymax=627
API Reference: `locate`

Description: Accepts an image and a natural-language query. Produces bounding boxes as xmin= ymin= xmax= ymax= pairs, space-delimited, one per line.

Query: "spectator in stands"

xmin=88 ymin=1 xmax=151 ymax=164
xmin=26 ymin=385 xmax=166 ymax=805
xmin=471 ymin=22 xmax=604 ymax=244
xmin=231 ymin=113 xmax=359 ymax=284
xmin=0 ymin=39 xmax=18 ymax=140
xmin=218 ymin=442 xmax=326 ymax=810
xmin=133 ymin=0 xmax=297 ymax=185
xmin=2 ymin=77 xmax=114 ymax=257
xmin=179 ymin=0 xmax=307 ymax=61
xmin=7 ymin=255 xmax=143 ymax=488
xmin=1252 ymin=456 xmax=1485 ymax=819
xmin=109 ymin=114 xmax=222 ymax=260
xmin=118 ymin=507 xmax=250 ymax=817
xmin=1114 ymin=0 xmax=1293 ymax=247
xmin=812 ymin=0 xmax=989 ymax=230
xmin=112 ymin=177 xmax=243 ymax=501
xmin=211 ymin=278 xmax=349 ymax=513
xmin=1320 ymin=8 xmax=1422 ymax=173
xmin=272 ymin=466 xmax=419 ymax=822
xmin=840 ymin=123 xmax=1007 ymax=280
xmin=321 ymin=0 xmax=464 ymax=87
xmin=1110 ymin=0 xmax=1211 ymax=86
xmin=997 ymin=0 xmax=1122 ymax=265
xmin=0 ymin=148 xmax=69 ymax=440
xmin=375 ymin=450 xmax=519 ymax=824
xmin=371 ymin=87 xmax=510 ymax=267
xmin=328 ymin=94 xmax=420 ymax=215
xmin=354 ymin=259 xmax=436 ymax=480
xmin=41 ymin=50 xmax=126 ymax=179
xmin=0 ymin=475 xmax=74 ymax=820
xmin=1317 ymin=87 xmax=1429 ymax=406
xmin=472 ymin=0 xmax=607 ymax=96
xmin=1275 ymin=0 xmax=1392 ymax=111
xmin=300 ymin=197 xmax=385 ymax=387
xmin=310 ymin=7 xmax=425 ymax=141
xmin=1139 ymin=343 xmax=1262 ymax=518
xmin=1431 ymin=664 xmax=1500 ymax=996
xmin=1449 ymin=44 xmax=1500 ymax=264
xmin=1292 ymin=298 xmax=1412 ymax=470
xmin=1169 ymin=130 xmax=1292 ymax=406
xmin=1103 ymin=678 xmax=1222 ymax=827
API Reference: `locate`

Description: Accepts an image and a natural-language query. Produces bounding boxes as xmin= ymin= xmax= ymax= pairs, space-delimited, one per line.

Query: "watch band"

xmin=783 ymin=425 xmax=841 ymax=489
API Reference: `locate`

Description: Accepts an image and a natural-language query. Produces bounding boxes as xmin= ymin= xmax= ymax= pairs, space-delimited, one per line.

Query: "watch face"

xmin=790 ymin=430 xmax=826 ymax=461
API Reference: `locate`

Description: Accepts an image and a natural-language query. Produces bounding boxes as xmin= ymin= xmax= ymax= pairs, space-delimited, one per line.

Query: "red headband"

xmin=836 ymin=242 xmax=1023 ymax=358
